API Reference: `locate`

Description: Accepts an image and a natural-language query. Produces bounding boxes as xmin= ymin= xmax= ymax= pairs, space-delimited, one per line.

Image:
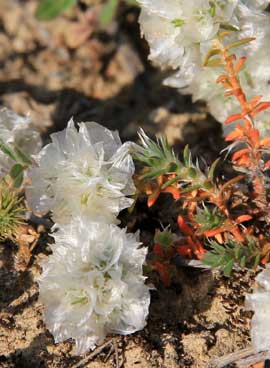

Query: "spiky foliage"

xmin=134 ymin=34 xmax=270 ymax=283
xmin=202 ymin=238 xmax=261 ymax=276
xmin=195 ymin=207 xmax=225 ymax=232
xmin=0 ymin=181 xmax=25 ymax=241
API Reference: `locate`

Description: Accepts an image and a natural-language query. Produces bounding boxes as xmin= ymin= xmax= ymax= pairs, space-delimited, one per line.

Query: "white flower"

xmin=26 ymin=120 xmax=135 ymax=224
xmin=246 ymin=265 xmax=270 ymax=352
xmin=38 ymin=219 xmax=150 ymax=355
xmin=0 ymin=108 xmax=41 ymax=178
xmin=243 ymin=0 xmax=270 ymax=9
xmin=138 ymin=0 xmax=239 ymax=87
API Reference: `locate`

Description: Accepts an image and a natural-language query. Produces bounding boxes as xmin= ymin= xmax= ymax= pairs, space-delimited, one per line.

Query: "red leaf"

xmin=248 ymin=129 xmax=260 ymax=147
xmin=177 ymin=215 xmax=193 ymax=236
xmin=204 ymin=227 xmax=227 ymax=237
xmin=177 ymin=245 xmax=193 ymax=257
xmin=250 ymin=95 xmax=262 ymax=108
xmin=250 ymin=102 xmax=270 ymax=117
xmin=231 ymin=148 xmax=250 ymax=162
xmin=235 ymin=155 xmax=250 ymax=166
xmin=234 ymin=56 xmax=246 ymax=74
xmin=147 ymin=188 xmax=160 ymax=207
xmin=163 ymin=186 xmax=181 ymax=200
xmin=153 ymin=261 xmax=171 ymax=286
xmin=225 ymin=113 xmax=243 ymax=124
xmin=235 ymin=215 xmax=252 ymax=224
xmin=193 ymin=240 xmax=206 ymax=259
xmin=225 ymin=128 xmax=244 ymax=141
xmin=153 ymin=244 xmax=164 ymax=257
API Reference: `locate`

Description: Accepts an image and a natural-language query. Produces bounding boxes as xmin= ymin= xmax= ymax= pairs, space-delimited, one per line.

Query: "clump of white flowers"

xmin=38 ymin=219 xmax=150 ymax=355
xmin=246 ymin=266 xmax=270 ymax=352
xmin=26 ymin=120 xmax=150 ymax=354
xmin=26 ymin=120 xmax=135 ymax=224
xmin=0 ymin=108 xmax=41 ymax=178
xmin=138 ymin=0 xmax=239 ymax=88
xmin=138 ymin=0 xmax=270 ymax=133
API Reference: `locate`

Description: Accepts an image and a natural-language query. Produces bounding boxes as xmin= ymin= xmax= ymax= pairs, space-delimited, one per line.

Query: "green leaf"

xmin=0 ymin=138 xmax=17 ymax=162
xmin=240 ymin=255 xmax=246 ymax=268
xmin=172 ymin=18 xmax=185 ymax=27
xmin=202 ymin=252 xmax=221 ymax=267
xmin=161 ymin=175 xmax=182 ymax=190
xmin=36 ymin=0 xmax=77 ymax=20
xmin=99 ymin=0 xmax=118 ymax=25
xmin=187 ymin=167 xmax=197 ymax=179
xmin=220 ymin=23 xmax=240 ymax=32
xmin=226 ymin=37 xmax=256 ymax=51
xmin=203 ymin=48 xmax=221 ymax=66
xmin=209 ymin=1 xmax=216 ymax=17
xmin=124 ymin=0 xmax=138 ymax=4
xmin=10 ymin=164 xmax=24 ymax=188
xmin=139 ymin=168 xmax=168 ymax=180
xmin=183 ymin=145 xmax=190 ymax=167
xmin=181 ymin=184 xmax=202 ymax=194
xmin=154 ymin=230 xmax=173 ymax=248
xmin=205 ymin=58 xmax=223 ymax=67
xmin=195 ymin=207 xmax=225 ymax=232
xmin=223 ymin=259 xmax=234 ymax=276
xmin=208 ymin=158 xmax=219 ymax=180
xmin=13 ymin=146 xmax=33 ymax=166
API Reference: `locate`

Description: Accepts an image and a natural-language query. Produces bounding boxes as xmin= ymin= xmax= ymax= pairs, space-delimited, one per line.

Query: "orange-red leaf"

xmin=153 ymin=261 xmax=171 ymax=286
xmin=147 ymin=188 xmax=160 ymax=207
xmin=153 ymin=244 xmax=164 ymax=257
xmin=177 ymin=215 xmax=193 ymax=236
xmin=250 ymin=102 xmax=270 ymax=117
xmin=234 ymin=56 xmax=246 ymax=74
xmin=248 ymin=129 xmax=260 ymax=147
xmin=231 ymin=226 xmax=245 ymax=242
xmin=231 ymin=148 xmax=250 ymax=162
xmin=163 ymin=186 xmax=181 ymax=200
xmin=193 ymin=240 xmax=206 ymax=259
xmin=235 ymin=154 xmax=250 ymax=166
xmin=225 ymin=128 xmax=244 ymax=141
xmin=225 ymin=113 xmax=243 ymax=124
xmin=250 ymin=95 xmax=262 ymax=108
xmin=177 ymin=245 xmax=193 ymax=258
xmin=235 ymin=215 xmax=252 ymax=224
xmin=204 ymin=227 xmax=227 ymax=237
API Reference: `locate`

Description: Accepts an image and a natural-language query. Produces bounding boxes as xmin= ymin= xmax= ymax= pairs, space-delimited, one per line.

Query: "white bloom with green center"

xmin=0 ymin=108 xmax=41 ymax=178
xmin=138 ymin=0 xmax=239 ymax=86
xmin=38 ymin=219 xmax=150 ymax=355
xmin=26 ymin=120 xmax=135 ymax=224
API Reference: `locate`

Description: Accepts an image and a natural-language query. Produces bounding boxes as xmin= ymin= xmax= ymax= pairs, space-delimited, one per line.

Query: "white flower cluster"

xmin=138 ymin=0 xmax=270 ymax=133
xmin=0 ymin=108 xmax=41 ymax=178
xmin=26 ymin=120 xmax=135 ymax=224
xmin=26 ymin=120 xmax=150 ymax=354
xmin=38 ymin=219 xmax=149 ymax=355
xmin=245 ymin=265 xmax=270 ymax=352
